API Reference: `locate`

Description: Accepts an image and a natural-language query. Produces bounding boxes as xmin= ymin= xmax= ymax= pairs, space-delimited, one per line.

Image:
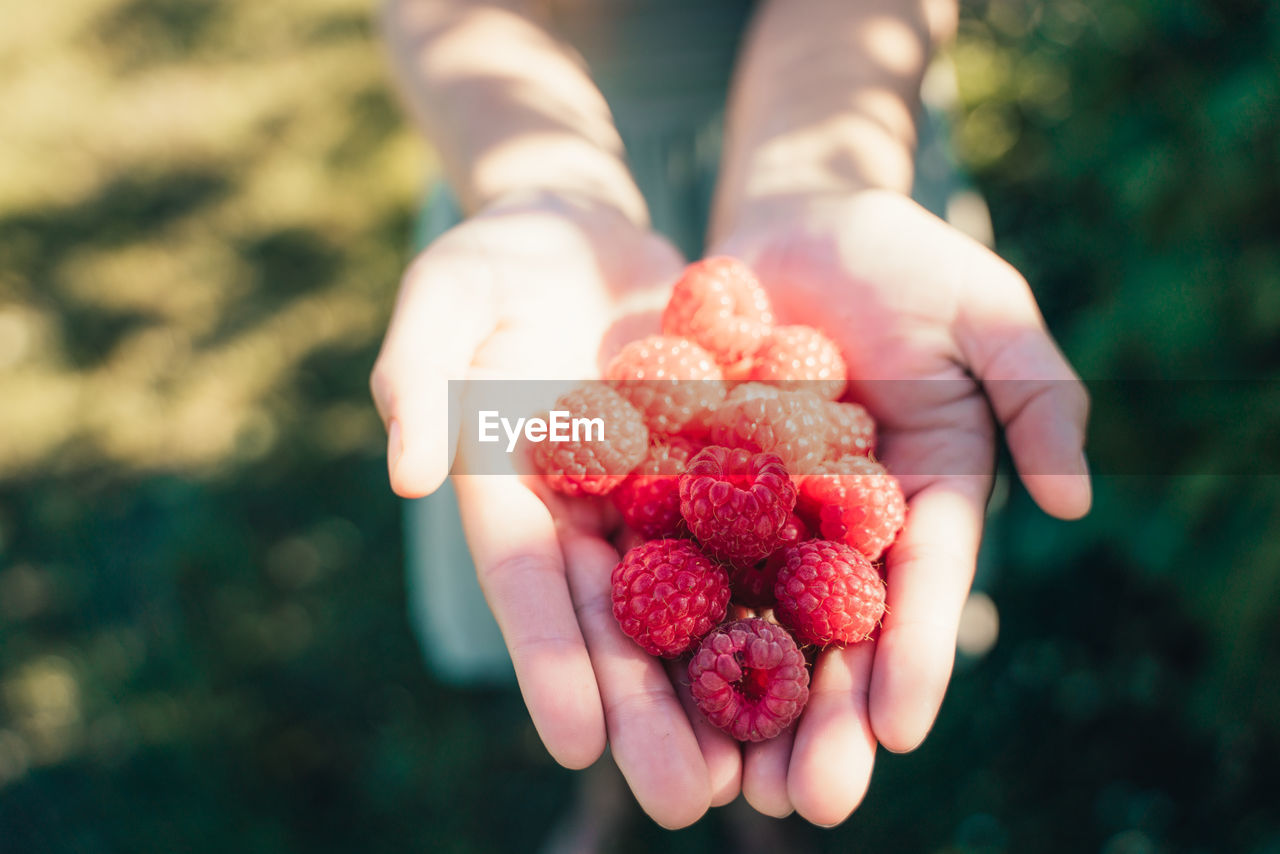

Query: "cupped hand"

xmin=714 ymin=189 xmax=1091 ymax=825
xmin=370 ymin=192 xmax=742 ymax=828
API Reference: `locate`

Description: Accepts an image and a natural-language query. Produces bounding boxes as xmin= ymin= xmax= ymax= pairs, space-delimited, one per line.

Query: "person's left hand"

xmin=712 ymin=189 xmax=1091 ymax=825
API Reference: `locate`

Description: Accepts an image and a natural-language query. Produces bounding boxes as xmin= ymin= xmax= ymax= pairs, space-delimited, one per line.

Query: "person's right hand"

xmin=369 ymin=192 xmax=744 ymax=828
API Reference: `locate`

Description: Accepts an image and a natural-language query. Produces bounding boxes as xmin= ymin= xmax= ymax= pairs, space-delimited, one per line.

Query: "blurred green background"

xmin=1 ymin=0 xmax=1277 ymax=852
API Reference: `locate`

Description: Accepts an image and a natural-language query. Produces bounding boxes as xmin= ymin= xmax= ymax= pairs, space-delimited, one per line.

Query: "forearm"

xmin=711 ymin=0 xmax=958 ymax=239
xmin=381 ymin=0 xmax=647 ymax=225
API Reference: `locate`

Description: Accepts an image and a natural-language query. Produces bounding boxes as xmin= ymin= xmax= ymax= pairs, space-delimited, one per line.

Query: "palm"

xmin=741 ymin=192 xmax=997 ymax=489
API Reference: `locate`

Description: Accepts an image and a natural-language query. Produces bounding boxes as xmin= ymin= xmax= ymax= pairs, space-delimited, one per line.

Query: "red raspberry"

xmin=797 ymin=455 xmax=905 ymax=560
xmin=727 ymin=513 xmax=810 ymax=608
xmin=679 ymin=446 xmax=797 ymax=565
xmin=774 ymin=540 xmax=886 ymax=646
xmin=604 ymin=335 xmax=727 ymax=435
xmin=611 ymin=437 xmax=703 ymax=540
xmin=611 ymin=539 xmax=731 ymax=658
xmin=823 ymin=400 xmax=877 ymax=459
xmin=749 ymin=325 xmax=848 ymax=401
xmin=662 ymin=257 xmax=774 ymax=368
xmin=708 ymin=384 xmax=829 ymax=474
xmin=688 ymin=618 xmax=810 ymax=742
xmin=532 ymin=385 xmax=648 ymax=496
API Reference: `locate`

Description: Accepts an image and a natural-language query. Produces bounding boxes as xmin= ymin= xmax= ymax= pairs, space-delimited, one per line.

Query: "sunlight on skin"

xmin=858 ymin=15 xmax=925 ymax=76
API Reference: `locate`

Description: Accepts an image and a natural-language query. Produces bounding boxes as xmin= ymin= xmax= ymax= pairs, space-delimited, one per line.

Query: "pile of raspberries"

xmin=531 ymin=257 xmax=905 ymax=743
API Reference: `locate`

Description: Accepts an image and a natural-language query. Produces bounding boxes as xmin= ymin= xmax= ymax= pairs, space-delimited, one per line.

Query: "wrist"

xmin=712 ymin=99 xmax=921 ymax=245
xmin=711 ymin=142 xmax=915 ymax=248
xmin=710 ymin=0 xmax=938 ymax=243
xmin=479 ymin=185 xmax=647 ymax=229
xmin=467 ymin=140 xmax=650 ymax=231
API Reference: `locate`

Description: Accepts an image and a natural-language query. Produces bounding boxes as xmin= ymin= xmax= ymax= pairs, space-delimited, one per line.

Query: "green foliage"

xmin=952 ymin=0 xmax=1280 ymax=850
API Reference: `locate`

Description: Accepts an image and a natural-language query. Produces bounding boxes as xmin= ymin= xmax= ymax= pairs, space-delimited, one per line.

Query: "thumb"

xmin=370 ymin=251 xmax=496 ymax=498
xmin=956 ymin=258 xmax=1091 ymax=519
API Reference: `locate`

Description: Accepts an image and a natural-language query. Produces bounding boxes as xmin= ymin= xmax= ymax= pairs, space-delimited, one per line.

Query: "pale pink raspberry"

xmin=605 ymin=335 xmax=727 ymax=436
xmin=750 ymin=325 xmax=848 ymax=401
xmin=662 ymin=257 xmax=774 ymax=368
xmin=708 ymin=384 xmax=830 ymax=474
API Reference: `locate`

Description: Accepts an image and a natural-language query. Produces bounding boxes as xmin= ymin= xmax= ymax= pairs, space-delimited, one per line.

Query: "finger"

xmin=956 ymin=266 xmax=1091 ymax=519
xmin=868 ymin=479 xmax=986 ymax=753
xmin=788 ymin=643 xmax=877 ymax=826
xmin=370 ymin=252 xmax=497 ymax=498
xmin=453 ymin=475 xmax=606 ymax=770
xmin=558 ymin=528 xmax=712 ymax=829
xmin=667 ymin=658 xmax=743 ymax=808
xmin=741 ymin=727 xmax=794 ymax=818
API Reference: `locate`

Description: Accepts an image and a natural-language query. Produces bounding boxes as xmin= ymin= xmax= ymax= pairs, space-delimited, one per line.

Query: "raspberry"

xmin=797 ymin=455 xmax=905 ymax=560
xmin=774 ymin=540 xmax=886 ymax=646
xmin=688 ymin=618 xmax=810 ymax=742
xmin=727 ymin=512 xmax=810 ymax=608
xmin=823 ymin=400 xmax=877 ymax=459
xmin=749 ymin=325 xmax=848 ymax=401
xmin=611 ymin=539 xmax=731 ymax=658
xmin=604 ymin=335 xmax=727 ymax=435
xmin=662 ymin=257 xmax=773 ymax=368
xmin=611 ymin=437 xmax=703 ymax=540
xmin=679 ymin=446 xmax=797 ymax=565
xmin=708 ymin=384 xmax=829 ymax=474
xmin=532 ymin=385 xmax=648 ymax=496
xmin=676 ymin=406 xmax=714 ymax=443
xmin=722 ymin=381 xmax=781 ymax=405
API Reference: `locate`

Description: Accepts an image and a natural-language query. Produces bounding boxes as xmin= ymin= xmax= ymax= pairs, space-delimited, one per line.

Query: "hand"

xmin=369 ymin=192 xmax=742 ymax=828
xmin=714 ymin=189 xmax=1091 ymax=824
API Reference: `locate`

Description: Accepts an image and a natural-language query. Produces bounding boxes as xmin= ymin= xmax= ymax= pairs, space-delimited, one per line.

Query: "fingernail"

xmin=1077 ymin=449 xmax=1091 ymax=480
xmin=387 ymin=418 xmax=403 ymax=482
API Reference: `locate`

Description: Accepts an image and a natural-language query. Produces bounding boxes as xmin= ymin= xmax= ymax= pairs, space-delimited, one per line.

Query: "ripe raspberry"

xmin=532 ymin=385 xmax=648 ymax=496
xmin=688 ymin=618 xmax=810 ymax=742
xmin=662 ymin=257 xmax=773 ymax=368
xmin=797 ymin=456 xmax=905 ymax=560
xmin=611 ymin=437 xmax=703 ymax=540
xmin=823 ymin=400 xmax=877 ymax=459
xmin=679 ymin=446 xmax=797 ymax=565
xmin=611 ymin=539 xmax=731 ymax=658
xmin=774 ymin=540 xmax=886 ymax=646
xmin=727 ymin=513 xmax=810 ymax=608
xmin=708 ymin=384 xmax=829 ymax=474
xmin=749 ymin=325 xmax=848 ymax=401
xmin=604 ymin=335 xmax=727 ymax=435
